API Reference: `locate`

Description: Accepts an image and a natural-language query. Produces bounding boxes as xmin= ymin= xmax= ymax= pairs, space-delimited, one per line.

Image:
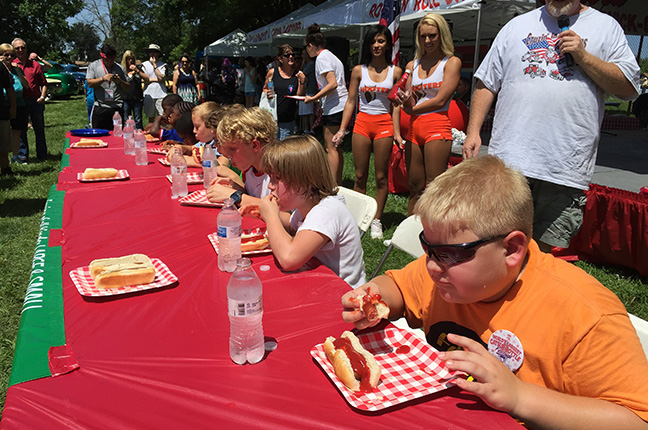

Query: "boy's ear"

xmin=503 ymin=231 xmax=528 ymax=268
xmin=250 ymin=138 xmax=261 ymax=151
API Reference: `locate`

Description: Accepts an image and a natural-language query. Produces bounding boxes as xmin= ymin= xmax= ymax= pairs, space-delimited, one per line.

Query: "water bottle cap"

xmin=236 ymin=257 xmax=252 ymax=268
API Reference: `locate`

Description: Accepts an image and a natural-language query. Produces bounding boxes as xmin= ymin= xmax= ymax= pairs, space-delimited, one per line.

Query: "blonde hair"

xmin=0 ymin=43 xmax=14 ymax=55
xmin=216 ymin=106 xmax=277 ymax=148
xmin=262 ymin=135 xmax=337 ymax=203
xmin=414 ymin=155 xmax=533 ymax=238
xmin=192 ymin=101 xmax=220 ymax=122
xmin=205 ymin=104 xmax=242 ymax=131
xmin=414 ymin=13 xmax=455 ymax=59
xmin=121 ymin=50 xmax=135 ymax=70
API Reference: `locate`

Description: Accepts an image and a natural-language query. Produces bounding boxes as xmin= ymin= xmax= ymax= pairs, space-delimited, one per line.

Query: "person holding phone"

xmin=86 ymin=44 xmax=129 ymax=130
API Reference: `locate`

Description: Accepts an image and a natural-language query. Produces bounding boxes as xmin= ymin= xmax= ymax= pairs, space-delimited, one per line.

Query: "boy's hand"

xmin=206 ymin=182 xmax=234 ymax=203
xmin=341 ymin=286 xmax=383 ymax=330
xmin=438 ymin=333 xmax=523 ymax=414
xmin=239 ymin=204 xmax=261 ymax=219
xmin=258 ymin=195 xmax=279 ymax=220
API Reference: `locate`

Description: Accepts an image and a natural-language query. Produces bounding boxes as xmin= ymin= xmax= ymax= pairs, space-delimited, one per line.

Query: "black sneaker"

xmin=1 ymin=166 xmax=13 ymax=175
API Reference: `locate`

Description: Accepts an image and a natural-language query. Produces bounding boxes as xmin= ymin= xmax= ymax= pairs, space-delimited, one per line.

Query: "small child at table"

xmin=249 ymin=135 xmax=366 ymax=288
xmin=341 ymin=155 xmax=648 ymax=428
xmin=145 ymin=93 xmax=181 ymax=136
xmin=206 ymin=106 xmax=277 ymax=208
xmin=159 ymin=101 xmax=195 ymax=145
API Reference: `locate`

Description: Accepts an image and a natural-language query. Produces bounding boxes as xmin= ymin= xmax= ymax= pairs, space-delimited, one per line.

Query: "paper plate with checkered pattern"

xmin=178 ymin=189 xmax=222 ymax=207
xmin=166 ymin=172 xmax=202 ymax=185
xmin=207 ymin=228 xmax=272 ymax=256
xmin=70 ymin=140 xmax=108 ymax=148
xmin=311 ymin=325 xmax=462 ymax=411
xmin=158 ymin=157 xmax=170 ymax=166
xmin=148 ymin=147 xmax=167 ymax=155
xmin=69 ymin=258 xmax=178 ymax=297
xmin=77 ymin=170 xmax=130 ymax=182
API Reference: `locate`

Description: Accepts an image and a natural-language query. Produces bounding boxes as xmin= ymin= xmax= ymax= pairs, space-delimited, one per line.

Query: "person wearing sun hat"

xmin=142 ymin=43 xmax=168 ymax=122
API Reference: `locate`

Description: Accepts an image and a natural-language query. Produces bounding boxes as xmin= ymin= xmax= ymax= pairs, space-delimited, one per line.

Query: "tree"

xmin=68 ymin=22 xmax=101 ymax=61
xmin=0 ymin=0 xmax=83 ymax=59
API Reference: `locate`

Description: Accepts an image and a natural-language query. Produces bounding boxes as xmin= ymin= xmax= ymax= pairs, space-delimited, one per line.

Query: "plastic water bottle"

xmin=217 ymin=198 xmax=241 ymax=272
xmin=266 ymin=81 xmax=274 ymax=98
xmin=123 ymin=119 xmax=134 ymax=155
xmin=170 ymin=148 xmax=188 ymax=199
xmin=112 ymin=111 xmax=122 ymax=136
xmin=134 ymin=129 xmax=148 ymax=166
xmin=202 ymin=143 xmax=217 ymax=189
xmin=228 ymin=258 xmax=265 ymax=365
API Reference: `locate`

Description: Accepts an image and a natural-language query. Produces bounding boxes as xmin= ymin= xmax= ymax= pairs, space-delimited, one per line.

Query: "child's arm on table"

xmin=439 ymin=335 xmax=648 ymax=430
xmin=258 ymin=195 xmax=327 ymax=271
xmin=215 ymin=165 xmax=244 ymax=188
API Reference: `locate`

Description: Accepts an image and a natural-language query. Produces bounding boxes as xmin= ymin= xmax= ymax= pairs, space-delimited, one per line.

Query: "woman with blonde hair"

xmin=121 ymin=50 xmax=148 ymax=129
xmin=397 ymin=13 xmax=461 ymax=215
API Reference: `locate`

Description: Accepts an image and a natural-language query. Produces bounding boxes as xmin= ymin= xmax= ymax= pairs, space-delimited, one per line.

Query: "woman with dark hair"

xmin=333 ymin=25 xmax=403 ymax=239
xmin=172 ymin=54 xmax=198 ymax=105
xmin=397 ymin=13 xmax=461 ymax=215
xmin=303 ymin=23 xmax=348 ymax=185
xmin=264 ymin=45 xmax=305 ymax=139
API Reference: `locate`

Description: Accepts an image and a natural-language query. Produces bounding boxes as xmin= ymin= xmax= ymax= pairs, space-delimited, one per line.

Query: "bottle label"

xmin=202 ymin=160 xmax=212 ymax=168
xmin=217 ymin=225 xmax=240 ymax=238
xmin=228 ymin=296 xmax=263 ymax=317
xmin=171 ymin=166 xmax=186 ymax=175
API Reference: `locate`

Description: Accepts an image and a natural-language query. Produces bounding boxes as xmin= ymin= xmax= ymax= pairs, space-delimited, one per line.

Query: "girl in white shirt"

xmin=333 ymin=24 xmax=404 ymax=240
xmin=247 ymin=134 xmax=366 ymax=288
xmin=303 ymin=24 xmax=349 ymax=185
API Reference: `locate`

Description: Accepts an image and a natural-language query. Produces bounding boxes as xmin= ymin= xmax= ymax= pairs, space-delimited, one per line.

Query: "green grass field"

xmin=1 ymin=96 xmax=647 ymax=416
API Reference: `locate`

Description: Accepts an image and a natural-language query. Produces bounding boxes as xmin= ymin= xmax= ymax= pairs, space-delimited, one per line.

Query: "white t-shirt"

xmin=142 ymin=60 xmax=168 ymax=99
xmin=315 ymin=49 xmax=348 ymax=115
xmin=289 ymin=195 xmax=366 ymax=288
xmin=243 ymin=167 xmax=271 ymax=199
xmin=475 ymin=6 xmax=639 ymax=190
xmin=358 ymin=64 xmax=393 ymax=115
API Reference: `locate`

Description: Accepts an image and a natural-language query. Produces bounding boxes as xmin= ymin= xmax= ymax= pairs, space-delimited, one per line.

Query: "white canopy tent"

xmin=205 ymin=29 xmax=271 ymax=58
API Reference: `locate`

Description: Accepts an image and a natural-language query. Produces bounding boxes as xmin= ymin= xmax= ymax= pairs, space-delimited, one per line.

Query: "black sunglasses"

xmin=418 ymin=231 xmax=509 ymax=266
xmin=282 ymin=53 xmax=295 ymax=58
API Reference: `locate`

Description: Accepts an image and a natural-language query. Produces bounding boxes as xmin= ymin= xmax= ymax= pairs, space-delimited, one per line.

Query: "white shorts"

xmin=298 ymin=100 xmax=313 ymax=116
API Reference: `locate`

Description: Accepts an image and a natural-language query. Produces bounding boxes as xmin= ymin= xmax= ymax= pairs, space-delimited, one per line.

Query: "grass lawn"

xmin=1 ymin=96 xmax=647 ymax=416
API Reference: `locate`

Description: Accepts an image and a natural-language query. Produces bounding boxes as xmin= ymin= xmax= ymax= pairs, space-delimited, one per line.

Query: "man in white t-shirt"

xmin=141 ymin=43 xmax=168 ymax=123
xmin=463 ymin=0 xmax=640 ymax=252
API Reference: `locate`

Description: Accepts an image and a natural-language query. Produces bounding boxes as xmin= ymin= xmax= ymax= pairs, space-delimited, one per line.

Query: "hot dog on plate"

xmin=324 ymin=331 xmax=381 ymax=392
xmin=241 ymin=229 xmax=270 ymax=252
xmin=82 ymin=168 xmax=119 ymax=180
xmin=89 ymin=254 xmax=156 ymax=288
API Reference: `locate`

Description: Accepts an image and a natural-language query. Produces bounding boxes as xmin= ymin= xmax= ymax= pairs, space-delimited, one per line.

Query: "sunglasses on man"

xmin=418 ymin=231 xmax=510 ymax=266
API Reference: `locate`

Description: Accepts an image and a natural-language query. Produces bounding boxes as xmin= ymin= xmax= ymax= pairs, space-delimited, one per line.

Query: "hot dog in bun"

xmin=89 ymin=254 xmax=156 ymax=288
xmin=241 ymin=229 xmax=270 ymax=252
xmin=324 ymin=331 xmax=381 ymax=392
xmin=82 ymin=168 xmax=119 ymax=180
xmin=361 ymin=292 xmax=390 ymax=322
xmin=75 ymin=138 xmax=105 ymax=147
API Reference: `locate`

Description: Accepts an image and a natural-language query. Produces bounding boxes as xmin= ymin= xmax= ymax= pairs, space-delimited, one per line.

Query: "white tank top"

xmin=411 ymin=56 xmax=451 ymax=115
xmin=358 ymin=64 xmax=394 ymax=115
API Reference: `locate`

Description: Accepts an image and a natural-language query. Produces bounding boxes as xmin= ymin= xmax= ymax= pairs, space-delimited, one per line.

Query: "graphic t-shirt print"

xmin=519 ymin=32 xmax=585 ymax=80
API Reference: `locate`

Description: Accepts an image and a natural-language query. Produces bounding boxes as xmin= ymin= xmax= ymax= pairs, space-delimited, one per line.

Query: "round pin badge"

xmin=488 ymin=329 xmax=524 ymax=372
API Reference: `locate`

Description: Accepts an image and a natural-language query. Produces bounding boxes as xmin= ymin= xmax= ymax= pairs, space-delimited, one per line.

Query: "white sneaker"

xmin=370 ymin=219 xmax=383 ymax=240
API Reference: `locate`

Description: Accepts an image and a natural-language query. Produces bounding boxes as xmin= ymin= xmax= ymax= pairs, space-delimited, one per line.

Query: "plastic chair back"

xmin=337 ymin=186 xmax=377 ymax=237
xmin=371 ymin=215 xmax=424 ymax=279
xmin=629 ymin=313 xmax=648 ymax=358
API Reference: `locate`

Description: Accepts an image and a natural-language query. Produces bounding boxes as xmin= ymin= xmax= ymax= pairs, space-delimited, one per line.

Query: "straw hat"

xmin=145 ymin=44 xmax=161 ymax=53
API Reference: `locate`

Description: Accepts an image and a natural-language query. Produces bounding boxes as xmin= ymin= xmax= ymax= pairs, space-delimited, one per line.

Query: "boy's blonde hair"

xmin=192 ymin=101 xmax=219 ymax=122
xmin=216 ymin=106 xmax=277 ymax=147
xmin=262 ymin=135 xmax=337 ymax=203
xmin=414 ymin=13 xmax=455 ymax=59
xmin=415 ymin=155 xmax=533 ymax=238
xmin=205 ymin=104 xmax=243 ymax=131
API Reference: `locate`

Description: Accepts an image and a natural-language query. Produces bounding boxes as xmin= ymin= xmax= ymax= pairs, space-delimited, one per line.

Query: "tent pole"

xmin=471 ymin=0 xmax=484 ymax=90
xmin=359 ymin=26 xmax=364 ymax=64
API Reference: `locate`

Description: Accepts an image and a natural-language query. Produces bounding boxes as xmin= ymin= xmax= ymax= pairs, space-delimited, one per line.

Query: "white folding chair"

xmin=629 ymin=313 xmax=648 ymax=358
xmin=371 ymin=215 xmax=424 ymax=279
xmin=337 ymin=186 xmax=377 ymax=238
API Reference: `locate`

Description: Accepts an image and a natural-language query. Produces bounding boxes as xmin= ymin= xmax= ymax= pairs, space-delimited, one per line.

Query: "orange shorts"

xmin=353 ymin=111 xmax=394 ymax=140
xmin=407 ymin=111 xmax=452 ymax=146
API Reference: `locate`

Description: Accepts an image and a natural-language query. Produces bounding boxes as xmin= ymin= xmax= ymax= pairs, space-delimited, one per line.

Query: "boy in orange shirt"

xmin=342 ymin=155 xmax=648 ymax=429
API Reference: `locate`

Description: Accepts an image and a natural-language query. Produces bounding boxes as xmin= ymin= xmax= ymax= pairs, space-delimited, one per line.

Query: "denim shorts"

xmin=528 ymin=178 xmax=587 ymax=248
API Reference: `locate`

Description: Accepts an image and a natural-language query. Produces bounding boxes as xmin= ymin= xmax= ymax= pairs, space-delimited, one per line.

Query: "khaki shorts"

xmin=143 ymin=96 xmax=164 ymax=119
xmin=528 ymin=178 xmax=587 ymax=248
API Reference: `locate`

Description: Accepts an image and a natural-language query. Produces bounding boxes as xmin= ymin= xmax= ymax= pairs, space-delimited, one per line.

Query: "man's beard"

xmin=546 ymin=0 xmax=579 ymax=18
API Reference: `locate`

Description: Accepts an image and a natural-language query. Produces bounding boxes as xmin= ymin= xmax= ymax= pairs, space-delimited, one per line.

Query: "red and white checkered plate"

xmin=77 ymin=170 xmax=130 ymax=182
xmin=148 ymin=147 xmax=167 ymax=155
xmin=208 ymin=227 xmax=272 ymax=256
xmin=69 ymin=258 xmax=178 ymax=297
xmin=311 ymin=325 xmax=462 ymax=411
xmin=158 ymin=157 xmax=170 ymax=166
xmin=166 ymin=172 xmax=202 ymax=185
xmin=70 ymin=141 xmax=108 ymax=148
xmin=178 ymin=189 xmax=222 ymax=207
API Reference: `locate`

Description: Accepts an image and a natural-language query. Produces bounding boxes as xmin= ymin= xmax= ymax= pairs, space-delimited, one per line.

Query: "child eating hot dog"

xmin=254 ymin=135 xmax=366 ymax=288
xmin=341 ymin=155 xmax=648 ymax=428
